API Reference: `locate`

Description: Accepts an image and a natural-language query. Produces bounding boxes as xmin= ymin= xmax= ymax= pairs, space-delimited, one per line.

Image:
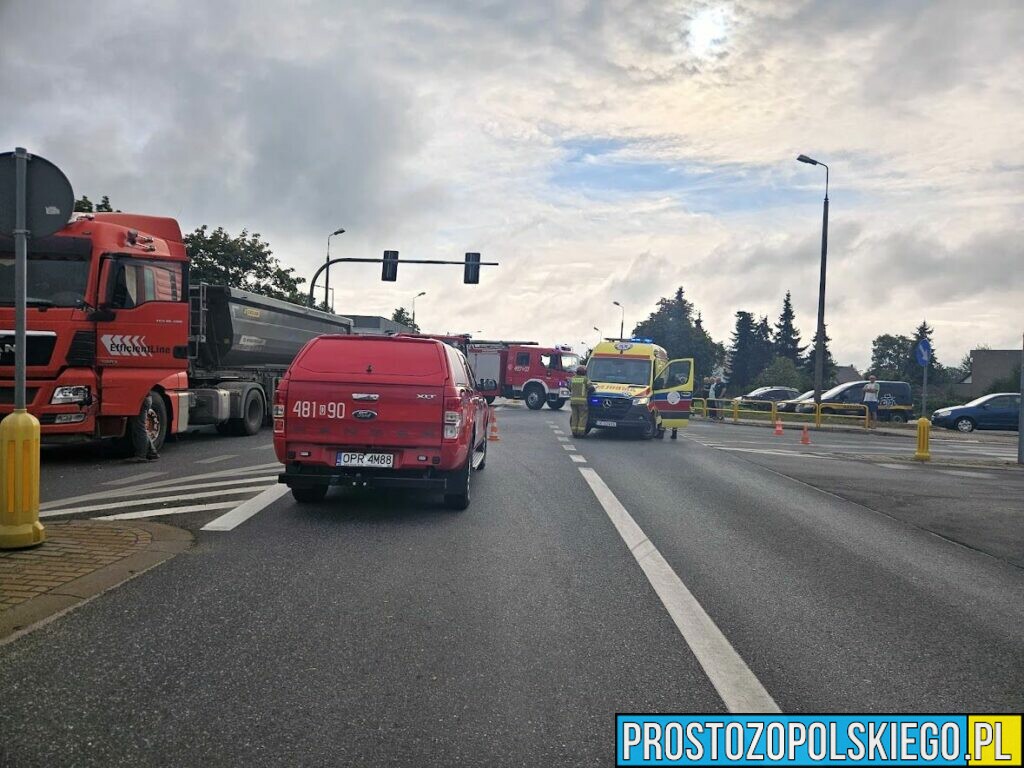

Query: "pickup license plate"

xmin=595 ymin=420 xmax=617 ymax=428
xmin=336 ymin=452 xmax=394 ymax=468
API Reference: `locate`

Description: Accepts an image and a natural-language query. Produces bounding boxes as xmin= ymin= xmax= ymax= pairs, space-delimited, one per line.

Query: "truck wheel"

xmin=227 ymin=388 xmax=265 ymax=436
xmin=524 ymin=386 xmax=545 ymax=411
xmin=292 ymin=485 xmax=328 ymax=503
xmin=889 ymin=412 xmax=908 ymax=424
xmin=147 ymin=392 xmax=168 ymax=452
xmin=547 ymin=398 xmax=566 ymax=410
xmin=444 ymin=446 xmax=473 ymax=511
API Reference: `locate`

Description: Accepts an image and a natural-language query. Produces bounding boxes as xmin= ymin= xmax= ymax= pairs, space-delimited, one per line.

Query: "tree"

xmin=754 ymin=356 xmax=810 ymax=390
xmin=74 ymin=194 xmax=120 ymax=213
xmin=753 ymin=316 xmax=774 ymax=377
xmin=906 ymin=320 xmax=943 ymax=383
xmin=184 ymin=225 xmax=306 ymax=304
xmin=803 ymin=327 xmax=837 ymax=388
xmin=727 ymin=311 xmax=760 ymax=392
xmin=868 ymin=333 xmax=912 ymax=380
xmin=772 ymin=291 xmax=805 ymax=363
xmin=986 ymin=364 xmax=1021 ymax=395
xmin=96 ymin=195 xmax=115 ymax=212
xmin=632 ymin=286 xmax=724 ymax=386
xmin=391 ymin=307 xmax=420 ymax=333
xmin=73 ymin=195 xmax=94 ymax=212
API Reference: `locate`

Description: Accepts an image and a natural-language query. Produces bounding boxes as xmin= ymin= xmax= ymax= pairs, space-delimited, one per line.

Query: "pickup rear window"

xmin=297 ymin=339 xmax=444 ymax=376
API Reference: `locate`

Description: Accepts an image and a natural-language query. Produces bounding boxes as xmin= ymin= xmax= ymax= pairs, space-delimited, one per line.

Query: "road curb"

xmin=0 ymin=521 xmax=193 ymax=645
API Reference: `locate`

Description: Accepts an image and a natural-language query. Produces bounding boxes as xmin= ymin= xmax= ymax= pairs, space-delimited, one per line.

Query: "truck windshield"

xmin=559 ymin=354 xmax=580 ymax=371
xmin=0 ymin=255 xmax=90 ymax=307
xmin=588 ymin=357 xmax=651 ymax=386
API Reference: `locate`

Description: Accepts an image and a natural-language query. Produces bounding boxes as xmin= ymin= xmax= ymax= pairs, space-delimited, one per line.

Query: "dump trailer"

xmin=0 ymin=212 xmax=351 ymax=453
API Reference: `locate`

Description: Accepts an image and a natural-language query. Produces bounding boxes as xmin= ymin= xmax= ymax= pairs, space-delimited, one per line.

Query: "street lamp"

xmin=411 ymin=291 xmax=426 ymax=327
xmin=612 ymin=301 xmax=625 ymax=339
xmin=797 ymin=154 xmax=829 ymax=405
xmin=325 ymin=227 xmax=345 ymax=310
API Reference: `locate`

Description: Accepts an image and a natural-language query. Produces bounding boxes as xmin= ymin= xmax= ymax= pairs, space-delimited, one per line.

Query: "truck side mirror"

xmin=87 ymin=307 xmax=117 ymax=322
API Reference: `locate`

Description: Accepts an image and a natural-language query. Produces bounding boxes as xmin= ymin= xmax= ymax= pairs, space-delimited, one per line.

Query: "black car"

xmin=776 ymin=389 xmax=814 ymax=413
xmin=797 ymin=380 xmax=914 ymax=422
xmin=733 ymin=386 xmax=801 ymax=411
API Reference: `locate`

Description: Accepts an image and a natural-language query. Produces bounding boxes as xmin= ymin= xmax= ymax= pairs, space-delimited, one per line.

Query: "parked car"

xmin=797 ymin=380 xmax=914 ymax=422
xmin=776 ymin=390 xmax=815 ymax=413
xmin=274 ymin=335 xmax=490 ymax=510
xmin=732 ymin=386 xmax=801 ymax=411
xmin=931 ymin=393 xmax=1020 ymax=433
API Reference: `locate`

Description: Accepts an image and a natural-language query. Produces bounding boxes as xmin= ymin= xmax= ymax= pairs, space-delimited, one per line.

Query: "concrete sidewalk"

xmin=0 ymin=520 xmax=192 ymax=642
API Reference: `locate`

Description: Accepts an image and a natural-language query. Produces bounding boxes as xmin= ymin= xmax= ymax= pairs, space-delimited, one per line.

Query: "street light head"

xmin=613 ymin=301 xmax=621 ymax=307
xmin=416 ymin=291 xmax=426 ymax=298
xmin=797 ymin=154 xmax=818 ymax=166
xmin=331 ymin=228 xmax=346 ymax=236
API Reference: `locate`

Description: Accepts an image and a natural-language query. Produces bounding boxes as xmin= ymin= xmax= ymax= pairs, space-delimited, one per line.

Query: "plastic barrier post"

xmin=914 ymin=417 xmax=930 ymax=461
xmin=732 ymin=400 xmax=739 ymax=423
xmin=814 ymin=404 xmax=822 ymax=428
xmin=0 ymin=409 xmax=45 ymax=549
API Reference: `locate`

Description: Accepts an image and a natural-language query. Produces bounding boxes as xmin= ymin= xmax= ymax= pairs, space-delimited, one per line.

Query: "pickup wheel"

xmin=524 ymin=385 xmax=546 ymax=410
xmin=547 ymin=398 xmax=566 ymax=410
xmin=292 ymin=485 xmax=328 ymax=503
xmin=444 ymin=444 xmax=473 ymax=511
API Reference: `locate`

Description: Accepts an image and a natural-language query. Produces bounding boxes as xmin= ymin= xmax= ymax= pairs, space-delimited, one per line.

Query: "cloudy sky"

xmin=3 ymin=0 xmax=1021 ymax=369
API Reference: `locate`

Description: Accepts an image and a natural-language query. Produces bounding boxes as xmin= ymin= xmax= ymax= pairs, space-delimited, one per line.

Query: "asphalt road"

xmin=3 ymin=408 xmax=1023 ymax=766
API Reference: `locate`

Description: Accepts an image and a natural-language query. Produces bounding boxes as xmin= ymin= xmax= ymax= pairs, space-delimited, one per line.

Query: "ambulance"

xmin=585 ymin=339 xmax=694 ymax=438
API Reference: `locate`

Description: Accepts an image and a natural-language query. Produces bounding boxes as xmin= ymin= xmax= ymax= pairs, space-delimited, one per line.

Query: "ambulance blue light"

xmin=631 ymin=337 xmax=653 ymax=343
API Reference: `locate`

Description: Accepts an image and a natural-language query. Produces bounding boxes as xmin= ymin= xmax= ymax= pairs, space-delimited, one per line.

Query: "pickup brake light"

xmin=444 ymin=396 xmax=462 ymax=440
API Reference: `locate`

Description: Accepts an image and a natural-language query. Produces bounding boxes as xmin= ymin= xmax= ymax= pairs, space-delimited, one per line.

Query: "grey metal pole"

xmin=1018 ymin=332 xmax=1023 ymax=465
xmin=324 ymin=237 xmax=330 ymax=310
xmin=14 ymin=147 xmax=28 ymax=412
xmin=813 ymin=192 xmax=829 ymax=404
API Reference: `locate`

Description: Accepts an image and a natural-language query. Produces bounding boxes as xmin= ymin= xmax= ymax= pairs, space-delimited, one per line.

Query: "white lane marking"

xmin=40 ymin=463 xmax=281 ymax=510
xmin=715 ymin=447 xmax=833 ymax=460
xmin=197 ymin=454 xmax=238 ymax=464
xmin=40 ymin=484 xmax=274 ymax=518
xmin=570 ymin=454 xmax=587 ymax=463
xmin=578 ymin=467 xmax=779 ymax=713
xmin=202 ymin=485 xmax=291 ymax=531
xmin=878 ymin=463 xmax=913 ymax=470
xmin=103 ymin=471 xmax=167 ymax=486
xmin=937 ymin=469 xmax=995 ymax=479
xmin=251 ymin=443 xmax=276 ymax=450
xmin=95 ymin=501 xmax=240 ymax=521
xmin=562 ymin=444 xmax=577 ymax=451
xmin=557 ymin=437 xmax=569 ymax=442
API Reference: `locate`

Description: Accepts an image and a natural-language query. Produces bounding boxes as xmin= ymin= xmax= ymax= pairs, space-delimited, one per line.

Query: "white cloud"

xmin=2 ymin=0 xmax=1020 ymax=371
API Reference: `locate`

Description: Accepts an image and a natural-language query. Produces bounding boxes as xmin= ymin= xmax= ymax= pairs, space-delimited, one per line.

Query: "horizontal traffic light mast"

xmin=307 ymin=251 xmax=498 ymax=308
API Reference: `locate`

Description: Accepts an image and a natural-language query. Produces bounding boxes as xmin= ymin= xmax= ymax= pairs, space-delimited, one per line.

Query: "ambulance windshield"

xmin=588 ymin=357 xmax=651 ymax=386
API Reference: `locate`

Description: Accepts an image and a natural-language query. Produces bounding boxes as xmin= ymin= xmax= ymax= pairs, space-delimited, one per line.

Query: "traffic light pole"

xmin=307 ymin=254 xmax=498 ymax=308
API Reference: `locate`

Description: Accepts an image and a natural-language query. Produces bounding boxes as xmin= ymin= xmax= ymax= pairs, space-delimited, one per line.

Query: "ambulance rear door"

xmin=652 ymin=358 xmax=694 ymax=429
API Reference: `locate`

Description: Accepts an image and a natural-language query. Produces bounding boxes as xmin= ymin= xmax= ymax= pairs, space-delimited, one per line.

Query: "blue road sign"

xmin=914 ymin=338 xmax=932 ymax=367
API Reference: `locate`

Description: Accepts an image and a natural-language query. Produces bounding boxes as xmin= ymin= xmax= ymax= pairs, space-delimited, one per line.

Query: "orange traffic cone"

xmin=488 ymin=417 xmax=501 ymax=442
xmin=800 ymin=426 xmax=811 ymax=445
xmin=773 ymin=421 xmax=784 ymax=436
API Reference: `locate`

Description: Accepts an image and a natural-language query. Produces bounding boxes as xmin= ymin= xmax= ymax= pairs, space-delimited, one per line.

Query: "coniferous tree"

xmin=772 ymin=291 xmax=804 ymax=363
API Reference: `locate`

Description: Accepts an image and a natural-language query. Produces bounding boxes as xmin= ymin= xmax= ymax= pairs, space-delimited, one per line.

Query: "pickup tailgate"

xmin=285 ymin=380 xmax=443 ymax=448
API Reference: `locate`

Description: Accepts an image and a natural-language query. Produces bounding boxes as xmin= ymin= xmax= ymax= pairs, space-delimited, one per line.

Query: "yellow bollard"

xmin=0 ymin=409 xmax=45 ymax=549
xmin=913 ymin=417 xmax=931 ymax=462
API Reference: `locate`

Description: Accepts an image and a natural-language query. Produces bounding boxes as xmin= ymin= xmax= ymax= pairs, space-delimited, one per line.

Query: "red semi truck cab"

xmin=0 ymin=213 xmax=191 ymax=442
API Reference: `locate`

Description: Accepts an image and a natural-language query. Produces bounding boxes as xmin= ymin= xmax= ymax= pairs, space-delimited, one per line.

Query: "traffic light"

xmin=463 ymin=252 xmax=480 ymax=284
xmin=382 ymin=250 xmax=399 ymax=282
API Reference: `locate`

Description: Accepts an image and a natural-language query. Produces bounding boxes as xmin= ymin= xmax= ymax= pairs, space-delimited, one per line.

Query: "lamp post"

xmin=593 ymin=326 xmax=603 ymax=343
xmin=324 ymin=227 xmax=345 ymax=310
xmin=797 ymin=154 xmax=829 ymax=405
xmin=411 ymin=291 xmax=426 ymax=328
xmin=612 ymin=301 xmax=625 ymax=340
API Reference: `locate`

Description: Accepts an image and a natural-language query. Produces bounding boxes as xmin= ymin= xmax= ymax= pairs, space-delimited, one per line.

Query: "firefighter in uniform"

xmin=569 ymin=365 xmax=590 ymax=438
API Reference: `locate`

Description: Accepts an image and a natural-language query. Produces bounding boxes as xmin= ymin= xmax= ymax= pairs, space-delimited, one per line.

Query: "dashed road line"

xmin=578 ymin=467 xmax=779 ymax=713
xmin=557 ymin=437 xmax=569 ymax=442
xmin=562 ymin=444 xmax=577 ymax=451
xmin=570 ymin=454 xmax=587 ymax=464
xmin=102 ymin=471 xmax=166 ymax=486
xmin=202 ymin=485 xmax=291 ymax=531
xmin=197 ymin=454 xmax=238 ymax=464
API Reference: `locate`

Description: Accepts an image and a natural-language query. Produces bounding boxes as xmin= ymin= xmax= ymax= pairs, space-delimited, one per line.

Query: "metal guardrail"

xmin=689 ymin=397 xmax=873 ymax=429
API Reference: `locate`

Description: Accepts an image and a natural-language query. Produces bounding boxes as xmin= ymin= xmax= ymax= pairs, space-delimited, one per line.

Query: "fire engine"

xmin=467 ymin=342 xmax=580 ymax=410
xmin=0 ymin=213 xmax=352 ymax=453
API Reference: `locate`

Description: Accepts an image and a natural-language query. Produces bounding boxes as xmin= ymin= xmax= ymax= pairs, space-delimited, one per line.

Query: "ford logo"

xmin=353 ymin=410 xmax=377 ymax=420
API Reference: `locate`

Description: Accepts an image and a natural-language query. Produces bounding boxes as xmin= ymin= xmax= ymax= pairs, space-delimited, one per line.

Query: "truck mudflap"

xmin=279 ymin=464 xmax=449 ymax=491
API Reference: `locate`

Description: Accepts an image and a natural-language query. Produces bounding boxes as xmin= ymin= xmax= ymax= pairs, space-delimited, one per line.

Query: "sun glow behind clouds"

xmin=688 ymin=5 xmax=731 ymax=58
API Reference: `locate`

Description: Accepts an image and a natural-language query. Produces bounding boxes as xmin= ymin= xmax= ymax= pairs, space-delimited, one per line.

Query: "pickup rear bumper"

xmin=279 ymin=464 xmax=450 ymax=491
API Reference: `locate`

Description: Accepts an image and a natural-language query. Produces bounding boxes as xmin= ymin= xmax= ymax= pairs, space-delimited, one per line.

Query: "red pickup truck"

xmin=274 ymin=335 xmax=490 ymax=509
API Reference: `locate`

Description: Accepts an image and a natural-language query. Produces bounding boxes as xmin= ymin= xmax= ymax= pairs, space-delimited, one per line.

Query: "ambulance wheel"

xmin=640 ymin=414 xmax=657 ymax=440
xmin=547 ymin=398 xmax=566 ymax=410
xmin=292 ymin=485 xmax=328 ymax=504
xmin=524 ymin=386 xmax=546 ymax=410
